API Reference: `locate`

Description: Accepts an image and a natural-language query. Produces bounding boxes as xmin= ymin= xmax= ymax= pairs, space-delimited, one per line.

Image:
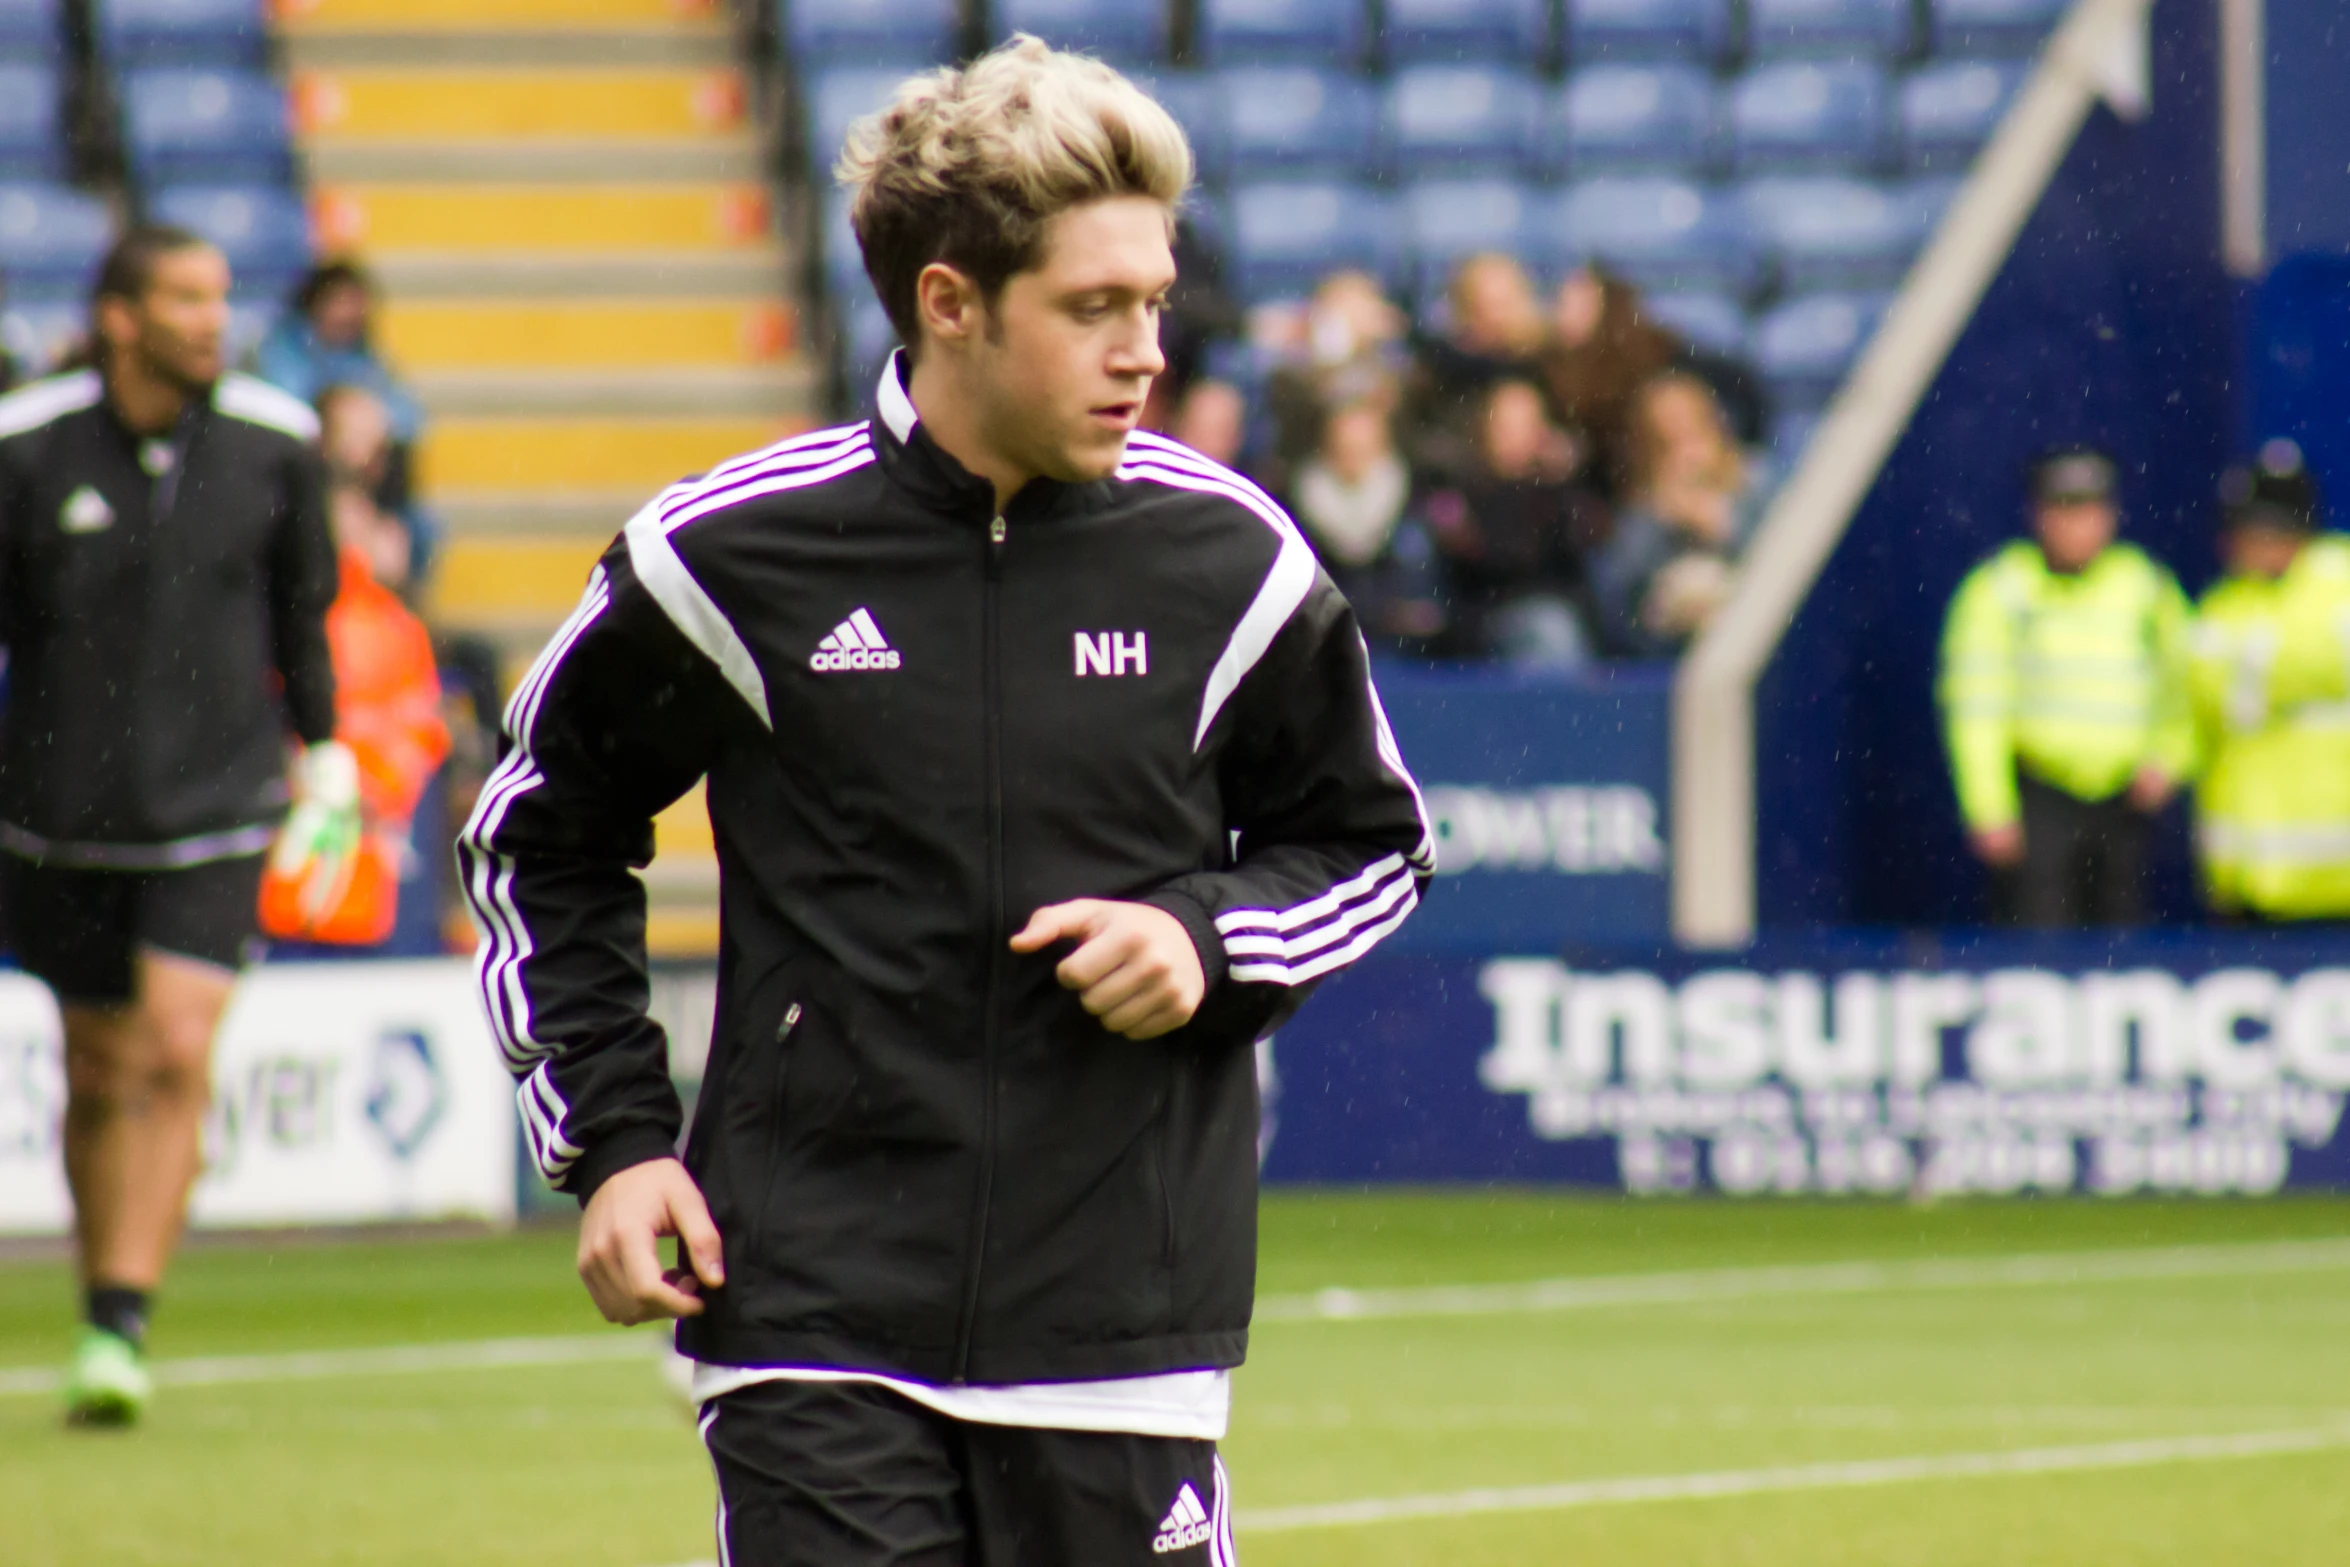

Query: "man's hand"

xmin=577 ymin=1157 xmax=724 ymax=1326
xmin=2127 ymin=766 xmax=2177 ymax=812
xmin=1971 ymin=823 xmax=2025 ymax=868
xmin=1011 ymin=900 xmax=1206 ymax=1040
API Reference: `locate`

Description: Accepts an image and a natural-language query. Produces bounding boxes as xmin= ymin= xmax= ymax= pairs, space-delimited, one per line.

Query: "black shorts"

xmin=699 ymin=1379 xmax=1237 ymax=1567
xmin=3 ymin=852 xmax=265 ymax=1005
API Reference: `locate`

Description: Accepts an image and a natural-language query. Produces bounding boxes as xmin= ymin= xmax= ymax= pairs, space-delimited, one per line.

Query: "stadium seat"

xmin=149 ymin=184 xmax=312 ymax=296
xmin=1897 ymin=172 xmax=1962 ymax=242
xmin=1642 ymin=290 xmax=1746 ymax=357
xmin=1384 ymin=66 xmax=1543 ymax=180
xmin=1930 ymin=0 xmax=2067 ymax=58
xmin=1545 ymin=176 xmax=1755 ymax=296
xmin=0 ymin=182 xmax=115 ymax=298
xmin=96 ymin=0 xmax=265 ymax=68
xmin=1729 ymin=61 xmax=1890 ymax=174
xmin=1744 ymin=0 xmax=1913 ymax=62
xmin=1379 ymin=0 xmax=1550 ymax=65
xmin=1221 ymin=68 xmax=1379 ymax=181
xmin=0 ymin=63 xmax=62 ymax=180
xmin=0 ymin=0 xmax=61 ymax=64
xmin=805 ymin=67 xmax=908 ymax=179
xmin=1227 ymin=180 xmax=1398 ymax=302
xmin=1750 ymin=290 xmax=1889 ymax=409
xmin=1402 ymin=178 xmax=1540 ymax=297
xmin=1739 ymin=175 xmax=1919 ymax=292
xmin=1 ymin=295 xmax=82 ymax=372
xmin=120 ymin=67 xmax=292 ymax=186
xmin=1563 ymin=0 xmax=1732 ymax=65
xmin=1901 ymin=59 xmax=2025 ymax=173
xmin=842 ymin=292 xmax=897 ymax=394
xmin=1195 ymin=0 xmax=1366 ymax=67
xmin=994 ymin=0 xmax=1165 ymax=66
xmin=784 ymin=0 xmax=960 ymax=68
xmin=1138 ymin=72 xmax=1228 ymax=183
xmin=821 ymin=187 xmax=865 ymax=299
xmin=1550 ymin=64 xmax=1718 ymax=177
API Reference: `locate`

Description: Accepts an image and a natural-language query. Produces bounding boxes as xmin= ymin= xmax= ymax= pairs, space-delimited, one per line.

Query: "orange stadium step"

xmin=428 ymin=536 xmax=610 ymax=628
xmin=419 ymin=415 xmax=799 ymax=494
xmin=312 ymin=183 xmax=771 ymax=253
xmin=380 ymin=298 xmax=794 ymax=371
xmin=274 ymin=0 xmax=721 ymax=30
xmin=292 ymin=68 xmax=748 ymax=141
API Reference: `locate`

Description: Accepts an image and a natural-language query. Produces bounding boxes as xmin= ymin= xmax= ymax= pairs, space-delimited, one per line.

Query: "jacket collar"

xmin=868 ymin=350 xmax=1111 ymax=526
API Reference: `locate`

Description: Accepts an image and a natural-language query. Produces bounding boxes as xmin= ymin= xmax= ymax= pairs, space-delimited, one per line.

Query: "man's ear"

xmin=914 ymin=262 xmax=983 ymax=354
xmin=94 ymin=295 xmax=139 ymax=354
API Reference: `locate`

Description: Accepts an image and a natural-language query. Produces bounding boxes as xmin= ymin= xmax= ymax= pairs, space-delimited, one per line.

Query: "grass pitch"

xmin=5 ymin=1194 xmax=2350 ymax=1565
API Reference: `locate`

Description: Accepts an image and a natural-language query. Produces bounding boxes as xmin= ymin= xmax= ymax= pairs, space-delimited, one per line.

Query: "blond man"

xmin=458 ymin=37 xmax=1431 ymax=1565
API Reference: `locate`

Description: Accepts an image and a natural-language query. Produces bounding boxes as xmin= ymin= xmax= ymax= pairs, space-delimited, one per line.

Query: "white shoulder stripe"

xmin=0 ymin=369 xmax=101 ymax=440
xmin=659 ymin=427 xmax=872 ymax=523
xmin=659 ymin=444 xmax=874 ymax=536
xmin=1126 ymin=431 xmax=1292 ymax=521
xmin=213 ymin=372 xmax=321 ymax=440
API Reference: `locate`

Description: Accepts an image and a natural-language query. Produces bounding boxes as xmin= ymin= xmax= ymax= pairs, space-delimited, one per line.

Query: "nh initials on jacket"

xmin=458 ymin=356 xmax=1433 ymax=1387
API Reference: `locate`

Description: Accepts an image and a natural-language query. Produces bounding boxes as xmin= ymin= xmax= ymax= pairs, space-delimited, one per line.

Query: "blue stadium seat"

xmin=805 ymin=67 xmax=908 ymax=179
xmin=1196 ymin=0 xmax=1366 ymax=66
xmin=1545 ymin=177 xmax=1755 ymax=295
xmin=1930 ymin=0 xmax=2066 ymax=58
xmin=1379 ymin=0 xmax=1549 ymax=65
xmin=1897 ymin=172 xmax=1961 ymax=241
xmin=1901 ymin=58 xmax=2024 ymax=172
xmin=0 ymin=63 xmax=62 ymax=180
xmin=995 ymin=0 xmax=1164 ymax=66
xmin=1139 ymin=72 xmax=1227 ymax=183
xmin=1642 ymin=290 xmax=1746 ymax=356
xmin=1550 ymin=64 xmax=1717 ymax=177
xmin=97 ymin=0 xmax=265 ymax=68
xmin=1744 ymin=0 xmax=1913 ymax=62
xmin=1222 ymin=68 xmax=1378 ymax=180
xmin=1 ymin=296 xmax=82 ymax=372
xmin=149 ymin=184 xmax=311 ymax=296
xmin=1227 ymin=180 xmax=1397 ymax=301
xmin=1739 ymin=175 xmax=1919 ymax=291
xmin=1563 ymin=0 xmax=1732 ymax=65
xmin=1750 ymin=290 xmax=1889 ymax=409
xmin=1771 ymin=407 xmax=1822 ymax=465
xmin=1730 ymin=61 xmax=1889 ymax=174
xmin=1401 ymin=178 xmax=1540 ymax=296
xmin=0 ymin=0 xmax=62 ymax=64
xmin=121 ymin=67 xmax=292 ymax=185
xmin=785 ymin=0 xmax=960 ymax=67
xmin=1384 ymin=66 xmax=1542 ymax=179
xmin=0 ymin=182 xmax=115 ymax=298
xmin=843 ymin=292 xmax=897 ymax=393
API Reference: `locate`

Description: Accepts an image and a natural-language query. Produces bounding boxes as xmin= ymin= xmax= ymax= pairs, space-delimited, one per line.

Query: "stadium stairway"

xmin=281 ymin=0 xmax=806 ymax=954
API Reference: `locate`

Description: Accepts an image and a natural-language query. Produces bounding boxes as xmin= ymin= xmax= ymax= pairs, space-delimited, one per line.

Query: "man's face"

xmin=962 ymin=197 xmax=1174 ymax=487
xmin=102 ymin=244 xmax=232 ymax=392
xmin=2224 ymin=520 xmax=2305 ymax=581
xmin=2034 ymin=498 xmax=2117 ymax=573
xmin=310 ymin=279 xmax=369 ymax=347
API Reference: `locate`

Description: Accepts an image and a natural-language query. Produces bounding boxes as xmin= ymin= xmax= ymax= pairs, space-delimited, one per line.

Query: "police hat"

xmin=2219 ymin=438 xmax=2323 ymax=534
xmin=2029 ymin=448 xmax=2117 ymax=506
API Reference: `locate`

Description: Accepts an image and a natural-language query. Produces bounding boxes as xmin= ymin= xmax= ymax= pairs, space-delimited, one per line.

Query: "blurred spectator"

xmin=1141 ymin=216 xmax=1245 ymax=432
xmin=1168 ymin=376 xmax=1247 ymax=468
xmin=1423 ymin=379 xmax=1608 ymax=668
xmin=1287 ymin=380 xmax=1444 ymax=653
xmin=254 ymin=261 xmax=425 ymax=515
xmin=317 ymin=383 xmax=436 ymax=589
xmin=1536 ymin=266 xmax=1676 ymax=492
xmin=1591 ymin=372 xmax=1759 ymax=657
xmin=1260 ymin=269 xmax=1412 ymax=483
xmin=1407 ymin=253 xmax=1550 ymax=481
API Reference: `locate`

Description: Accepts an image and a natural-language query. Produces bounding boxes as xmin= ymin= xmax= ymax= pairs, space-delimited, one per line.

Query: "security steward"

xmin=2186 ymin=441 xmax=2350 ymax=921
xmin=1937 ymin=447 xmax=2194 ymax=925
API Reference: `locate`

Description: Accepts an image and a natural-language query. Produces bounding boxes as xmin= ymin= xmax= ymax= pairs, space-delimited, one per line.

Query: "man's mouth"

xmin=1091 ymin=401 xmax=1141 ymax=431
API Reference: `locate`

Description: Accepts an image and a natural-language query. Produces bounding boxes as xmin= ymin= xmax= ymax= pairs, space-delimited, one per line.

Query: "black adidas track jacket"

xmin=459 ymin=358 xmax=1432 ymax=1385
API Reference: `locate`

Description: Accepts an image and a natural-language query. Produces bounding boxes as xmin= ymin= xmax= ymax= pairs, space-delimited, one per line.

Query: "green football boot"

xmin=63 ymin=1327 xmax=152 ymax=1428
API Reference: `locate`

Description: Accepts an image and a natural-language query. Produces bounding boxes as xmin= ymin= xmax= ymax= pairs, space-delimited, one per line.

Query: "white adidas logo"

xmin=1151 ymin=1482 xmax=1212 ymax=1554
xmin=809 ymin=607 xmax=901 ymax=672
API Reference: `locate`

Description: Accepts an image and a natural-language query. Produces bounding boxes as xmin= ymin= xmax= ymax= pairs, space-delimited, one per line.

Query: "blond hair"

xmin=837 ymin=35 xmax=1193 ymax=351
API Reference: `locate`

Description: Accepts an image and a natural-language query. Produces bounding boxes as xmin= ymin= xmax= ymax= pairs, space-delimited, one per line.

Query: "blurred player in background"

xmin=1938 ymin=447 xmax=2194 ymax=925
xmin=459 ymin=37 xmax=1431 ymax=1566
xmin=0 ymin=226 xmax=348 ymax=1424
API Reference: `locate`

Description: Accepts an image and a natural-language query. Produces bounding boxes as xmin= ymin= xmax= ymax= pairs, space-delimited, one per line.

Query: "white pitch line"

xmin=1251 ymin=1236 xmax=2350 ymax=1324
xmin=0 ymin=1332 xmax=651 ymax=1399
xmin=1237 ymin=1424 xmax=2350 ymax=1533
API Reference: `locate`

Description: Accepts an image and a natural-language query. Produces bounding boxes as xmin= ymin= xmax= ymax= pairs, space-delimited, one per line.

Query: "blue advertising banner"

xmin=1263 ymin=932 xmax=2350 ymax=1195
xmin=1372 ymin=662 xmax=1671 ymax=949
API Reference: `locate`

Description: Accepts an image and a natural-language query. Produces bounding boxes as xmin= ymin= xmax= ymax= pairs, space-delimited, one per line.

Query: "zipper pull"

xmin=989 ymin=516 xmax=1007 ymax=547
xmin=775 ymin=1002 xmax=802 ymax=1042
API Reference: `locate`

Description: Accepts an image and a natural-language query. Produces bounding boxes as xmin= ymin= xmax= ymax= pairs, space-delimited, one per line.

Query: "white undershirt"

xmin=689 ymin=1362 xmax=1231 ymax=1441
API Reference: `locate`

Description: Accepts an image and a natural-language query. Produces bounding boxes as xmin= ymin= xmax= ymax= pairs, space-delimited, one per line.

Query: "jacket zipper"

xmin=953 ymin=513 xmax=1009 ymax=1381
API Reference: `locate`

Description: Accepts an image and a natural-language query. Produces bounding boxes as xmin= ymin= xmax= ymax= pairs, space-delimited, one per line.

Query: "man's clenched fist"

xmin=577 ymin=1157 xmax=725 ymax=1325
xmin=1011 ymin=899 xmax=1206 ymax=1040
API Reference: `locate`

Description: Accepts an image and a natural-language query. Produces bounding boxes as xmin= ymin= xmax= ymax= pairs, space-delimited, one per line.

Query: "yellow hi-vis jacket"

xmin=1937 ymin=540 xmax=2195 ymax=832
xmin=2187 ymin=535 xmax=2350 ymax=918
